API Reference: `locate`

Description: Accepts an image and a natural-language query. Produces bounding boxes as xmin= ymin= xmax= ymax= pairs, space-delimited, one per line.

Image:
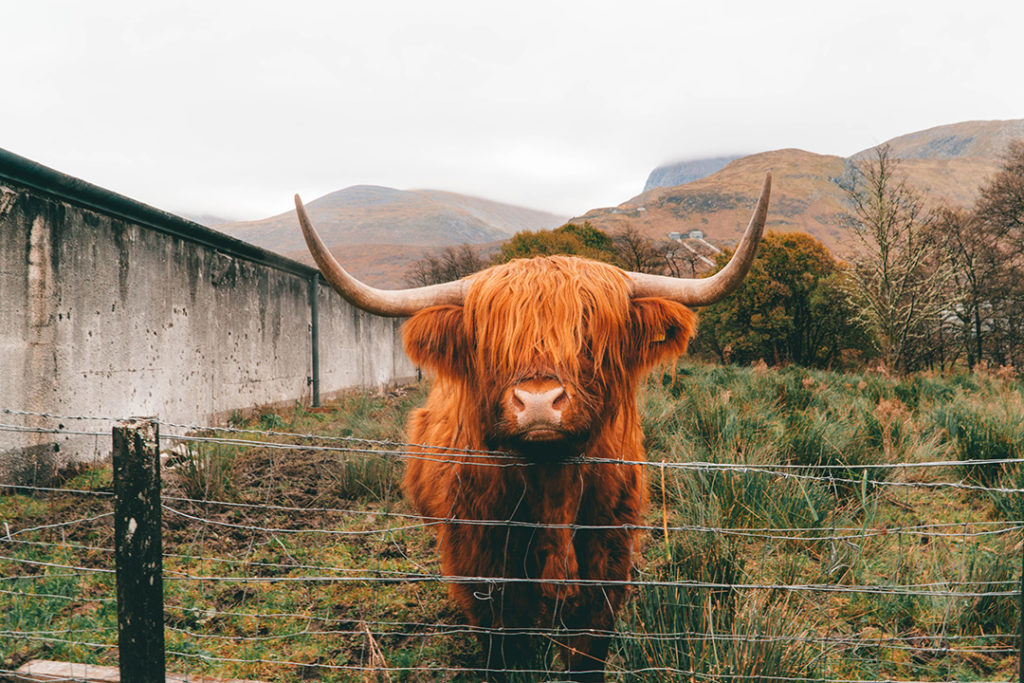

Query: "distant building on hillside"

xmin=667 ymin=230 xmax=706 ymax=240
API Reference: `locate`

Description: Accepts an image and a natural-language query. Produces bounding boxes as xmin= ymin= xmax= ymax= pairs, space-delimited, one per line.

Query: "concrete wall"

xmin=0 ymin=150 xmax=415 ymax=473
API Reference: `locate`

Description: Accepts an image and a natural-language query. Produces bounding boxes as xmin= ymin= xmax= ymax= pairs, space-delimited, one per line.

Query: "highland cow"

xmin=294 ymin=174 xmax=771 ymax=681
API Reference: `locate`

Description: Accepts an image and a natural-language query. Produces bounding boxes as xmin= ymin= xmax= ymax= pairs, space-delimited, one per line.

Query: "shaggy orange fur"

xmin=401 ymin=256 xmax=697 ymax=681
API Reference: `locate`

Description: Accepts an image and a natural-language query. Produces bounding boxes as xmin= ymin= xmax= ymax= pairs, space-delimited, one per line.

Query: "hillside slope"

xmin=284 ymin=239 xmax=506 ymax=288
xmin=577 ymin=150 xmax=853 ymax=252
xmin=576 ymin=119 xmax=1022 ymax=256
xmin=851 ymin=119 xmax=1024 ymax=161
xmin=217 ymin=185 xmax=566 ymax=256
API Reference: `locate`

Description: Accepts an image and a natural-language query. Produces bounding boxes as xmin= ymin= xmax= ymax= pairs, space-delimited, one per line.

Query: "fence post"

xmin=113 ymin=418 xmax=165 ymax=683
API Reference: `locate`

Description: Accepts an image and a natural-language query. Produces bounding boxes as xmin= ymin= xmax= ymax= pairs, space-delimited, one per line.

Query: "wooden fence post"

xmin=113 ymin=418 xmax=165 ymax=682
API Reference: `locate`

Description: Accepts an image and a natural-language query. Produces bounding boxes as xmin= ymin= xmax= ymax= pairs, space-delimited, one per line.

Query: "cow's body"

xmin=400 ymin=256 xmax=696 ymax=679
xmin=404 ymin=412 xmax=645 ymax=677
xmin=292 ymin=175 xmax=769 ymax=681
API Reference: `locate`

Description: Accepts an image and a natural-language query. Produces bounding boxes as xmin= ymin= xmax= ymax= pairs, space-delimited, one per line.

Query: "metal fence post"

xmin=113 ymin=417 xmax=165 ymax=683
xmin=310 ymin=274 xmax=321 ymax=407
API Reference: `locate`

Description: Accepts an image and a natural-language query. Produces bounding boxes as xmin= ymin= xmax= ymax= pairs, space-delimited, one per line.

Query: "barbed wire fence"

xmin=0 ymin=408 xmax=1022 ymax=682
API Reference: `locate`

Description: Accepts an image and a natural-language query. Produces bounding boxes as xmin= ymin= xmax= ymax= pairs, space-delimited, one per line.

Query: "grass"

xmin=2 ymin=367 xmax=1023 ymax=681
xmin=614 ymin=533 xmax=821 ymax=682
xmin=929 ymin=388 xmax=1024 ymax=487
xmin=170 ymin=442 xmax=239 ymax=502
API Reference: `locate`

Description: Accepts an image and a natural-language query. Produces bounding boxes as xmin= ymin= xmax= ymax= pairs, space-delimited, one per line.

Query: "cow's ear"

xmin=403 ymin=305 xmax=469 ymax=378
xmin=628 ymin=298 xmax=698 ymax=371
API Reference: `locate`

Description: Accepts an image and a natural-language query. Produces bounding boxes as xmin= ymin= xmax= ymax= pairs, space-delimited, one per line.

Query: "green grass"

xmin=613 ymin=533 xmax=822 ymax=682
xmin=929 ymin=388 xmax=1024 ymax=486
xmin=2 ymin=369 xmax=1022 ymax=681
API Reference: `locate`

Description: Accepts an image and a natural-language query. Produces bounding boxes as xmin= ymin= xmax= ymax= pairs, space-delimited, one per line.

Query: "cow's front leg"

xmin=452 ymin=580 xmax=533 ymax=680
xmin=560 ymin=596 xmax=617 ymax=682
xmin=558 ymin=522 xmax=636 ymax=682
xmin=479 ymin=628 xmax=531 ymax=682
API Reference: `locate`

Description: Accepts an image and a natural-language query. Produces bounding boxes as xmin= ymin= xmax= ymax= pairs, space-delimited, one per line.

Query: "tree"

xmin=664 ymin=242 xmax=710 ymax=278
xmin=971 ymin=140 xmax=1024 ymax=367
xmin=610 ymin=225 xmax=666 ymax=274
xmin=494 ymin=221 xmax=618 ymax=264
xmin=560 ymin=221 xmax=615 ymax=253
xmin=405 ymin=244 xmax=486 ymax=286
xmin=928 ymin=207 xmax=999 ymax=369
xmin=841 ymin=145 xmax=949 ymax=373
xmin=694 ymin=232 xmax=870 ymax=368
xmin=975 ymin=140 xmax=1024 ymax=238
xmin=925 ymin=141 xmax=1024 ymax=369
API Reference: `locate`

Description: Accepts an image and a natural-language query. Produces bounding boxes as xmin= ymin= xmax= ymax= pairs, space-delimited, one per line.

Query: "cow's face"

xmin=403 ymin=256 xmax=697 ymax=455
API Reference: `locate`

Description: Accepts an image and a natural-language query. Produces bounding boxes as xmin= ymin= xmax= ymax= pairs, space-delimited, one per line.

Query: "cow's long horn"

xmin=628 ymin=172 xmax=771 ymax=306
xmin=295 ymin=194 xmax=466 ymax=317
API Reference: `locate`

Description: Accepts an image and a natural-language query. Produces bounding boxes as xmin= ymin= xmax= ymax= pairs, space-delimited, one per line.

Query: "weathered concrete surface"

xmin=14 ymin=659 xmax=266 ymax=682
xmin=0 ymin=167 xmax=415 ymax=475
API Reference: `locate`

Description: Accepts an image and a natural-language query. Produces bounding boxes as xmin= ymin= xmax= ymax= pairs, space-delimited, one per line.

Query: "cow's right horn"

xmin=627 ymin=172 xmax=771 ymax=306
xmin=295 ymin=195 xmax=466 ymax=317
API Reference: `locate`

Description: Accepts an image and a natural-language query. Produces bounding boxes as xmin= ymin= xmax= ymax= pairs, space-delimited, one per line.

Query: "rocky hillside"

xmin=643 ymin=155 xmax=744 ymax=192
xmin=575 ymin=119 xmax=1023 ymax=257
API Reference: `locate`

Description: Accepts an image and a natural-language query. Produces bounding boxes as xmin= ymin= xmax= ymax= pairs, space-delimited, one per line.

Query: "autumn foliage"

xmin=495 ymin=221 xmax=618 ymax=264
xmin=695 ymin=232 xmax=868 ymax=368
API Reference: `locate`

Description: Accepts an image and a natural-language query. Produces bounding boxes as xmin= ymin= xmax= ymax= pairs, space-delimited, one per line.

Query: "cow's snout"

xmin=512 ymin=386 xmax=565 ymax=426
xmin=507 ymin=378 xmax=568 ymax=440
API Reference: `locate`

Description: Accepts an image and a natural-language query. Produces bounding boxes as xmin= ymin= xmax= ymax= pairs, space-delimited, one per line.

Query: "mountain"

xmin=643 ymin=155 xmax=745 ymax=192
xmin=575 ymin=119 xmax=1023 ymax=257
xmin=284 ymin=240 xmax=506 ymax=287
xmin=213 ymin=119 xmax=1022 ymax=287
xmin=851 ymin=119 xmax=1024 ymax=161
xmin=179 ymin=212 xmax=237 ymax=227
xmin=217 ymin=186 xmax=566 ymax=286
xmin=218 ymin=186 xmax=565 ymax=254
xmin=578 ymin=149 xmax=853 ymax=253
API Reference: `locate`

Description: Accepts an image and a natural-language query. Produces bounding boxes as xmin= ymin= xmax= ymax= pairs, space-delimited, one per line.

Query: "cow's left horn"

xmin=295 ymin=195 xmax=466 ymax=317
xmin=628 ymin=172 xmax=771 ymax=306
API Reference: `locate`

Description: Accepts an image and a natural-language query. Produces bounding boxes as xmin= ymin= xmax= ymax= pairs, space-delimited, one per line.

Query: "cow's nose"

xmin=511 ymin=385 xmax=566 ymax=427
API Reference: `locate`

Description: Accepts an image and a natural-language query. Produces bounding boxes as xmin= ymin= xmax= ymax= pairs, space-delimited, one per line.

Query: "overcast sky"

xmin=2 ymin=1 xmax=1021 ymax=221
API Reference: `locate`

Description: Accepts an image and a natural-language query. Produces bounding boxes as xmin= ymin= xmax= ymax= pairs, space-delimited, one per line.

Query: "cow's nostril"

xmin=551 ymin=387 xmax=567 ymax=410
xmin=511 ymin=390 xmax=526 ymax=411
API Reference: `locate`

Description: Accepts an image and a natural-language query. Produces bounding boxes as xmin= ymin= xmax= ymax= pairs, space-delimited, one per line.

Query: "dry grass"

xmin=2 ymin=366 xmax=1022 ymax=681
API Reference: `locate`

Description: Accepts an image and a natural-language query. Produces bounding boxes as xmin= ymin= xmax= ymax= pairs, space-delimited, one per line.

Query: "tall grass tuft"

xmin=953 ymin=546 xmax=1019 ymax=636
xmin=172 ymin=442 xmax=237 ymax=501
xmin=614 ymin=534 xmax=819 ymax=681
xmin=930 ymin=389 xmax=1024 ymax=486
xmin=989 ymin=465 xmax=1024 ymax=521
xmin=667 ymin=465 xmax=833 ymax=532
xmin=778 ymin=400 xmax=905 ymax=500
xmin=321 ymin=452 xmax=402 ymax=504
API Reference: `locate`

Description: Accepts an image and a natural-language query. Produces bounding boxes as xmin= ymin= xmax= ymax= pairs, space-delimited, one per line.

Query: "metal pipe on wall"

xmin=310 ymin=274 xmax=320 ymax=407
